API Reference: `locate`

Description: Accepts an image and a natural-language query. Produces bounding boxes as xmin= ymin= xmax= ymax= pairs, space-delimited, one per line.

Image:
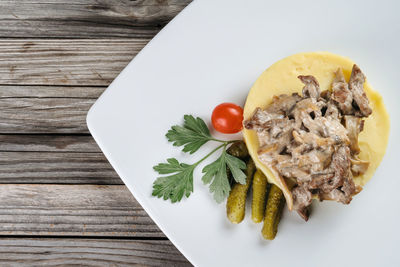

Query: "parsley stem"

xmin=210 ymin=138 xmax=241 ymax=144
xmin=194 ymin=143 xmax=225 ymax=167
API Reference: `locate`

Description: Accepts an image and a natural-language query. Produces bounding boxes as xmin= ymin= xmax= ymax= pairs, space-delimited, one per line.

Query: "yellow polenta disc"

xmin=243 ymin=52 xmax=390 ymax=210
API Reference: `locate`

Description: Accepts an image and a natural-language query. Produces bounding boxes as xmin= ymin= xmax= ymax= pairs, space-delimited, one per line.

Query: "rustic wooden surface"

xmin=0 ymin=0 xmax=192 ymax=265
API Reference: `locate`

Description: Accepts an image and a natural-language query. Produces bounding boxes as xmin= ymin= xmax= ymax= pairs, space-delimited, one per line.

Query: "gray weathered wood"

xmin=0 ymin=135 xmax=120 ymax=184
xmin=0 ymin=39 xmax=147 ymax=86
xmin=0 ymin=97 xmax=93 ymax=133
xmin=0 ymin=238 xmax=190 ymax=266
xmin=0 ymin=135 xmax=100 ymax=152
xmin=0 ymin=0 xmax=193 ymax=265
xmin=0 ymin=85 xmax=105 ymax=98
xmin=0 ymin=0 xmax=191 ymax=38
xmin=0 ymin=151 xmax=121 ymax=184
xmin=0 ymin=85 xmax=106 ymax=134
xmin=0 ymin=184 xmax=163 ymax=237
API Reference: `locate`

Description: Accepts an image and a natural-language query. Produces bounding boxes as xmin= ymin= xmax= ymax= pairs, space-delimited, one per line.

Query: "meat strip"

xmin=332 ymin=68 xmax=353 ymax=114
xmin=348 ymin=64 xmax=372 ymax=117
xmin=299 ymin=75 xmax=320 ymax=99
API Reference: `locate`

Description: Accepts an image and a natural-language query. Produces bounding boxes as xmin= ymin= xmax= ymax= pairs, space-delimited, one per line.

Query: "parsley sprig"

xmin=152 ymin=115 xmax=246 ymax=203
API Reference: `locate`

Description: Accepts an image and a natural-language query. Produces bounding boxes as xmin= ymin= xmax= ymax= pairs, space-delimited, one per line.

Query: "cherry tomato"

xmin=211 ymin=103 xmax=244 ymax=134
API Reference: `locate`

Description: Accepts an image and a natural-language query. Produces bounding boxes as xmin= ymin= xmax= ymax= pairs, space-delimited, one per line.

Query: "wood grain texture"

xmin=0 ymin=184 xmax=163 ymax=237
xmin=0 ymin=39 xmax=146 ymax=86
xmin=0 ymin=135 xmax=121 ymax=184
xmin=0 ymin=151 xmax=121 ymax=184
xmin=0 ymin=0 xmax=193 ymax=265
xmin=0 ymin=238 xmax=190 ymax=266
xmin=0 ymin=85 xmax=105 ymax=98
xmin=0 ymin=0 xmax=191 ymax=38
xmin=0 ymin=97 xmax=94 ymax=133
xmin=0 ymin=135 xmax=100 ymax=152
xmin=0 ymin=85 xmax=105 ymax=134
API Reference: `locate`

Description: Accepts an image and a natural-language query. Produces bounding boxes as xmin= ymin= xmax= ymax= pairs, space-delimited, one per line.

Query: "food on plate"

xmin=251 ymin=170 xmax=269 ymax=223
xmin=227 ymin=140 xmax=249 ymax=159
xmin=212 ymin=102 xmax=244 ymax=134
xmin=153 ymin=115 xmax=247 ymax=203
xmin=152 ymin=52 xmax=389 ymax=241
xmin=226 ymin=159 xmax=256 ymax=223
xmin=243 ymin=52 xmax=389 ymax=221
xmin=227 ymin=161 xmax=285 ymax=239
xmin=245 ymin=66 xmax=369 ymax=219
xmin=261 ymin=184 xmax=285 ymax=240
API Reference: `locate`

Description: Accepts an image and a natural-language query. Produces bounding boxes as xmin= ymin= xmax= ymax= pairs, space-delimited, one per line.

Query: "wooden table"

xmin=0 ymin=0 xmax=192 ymax=265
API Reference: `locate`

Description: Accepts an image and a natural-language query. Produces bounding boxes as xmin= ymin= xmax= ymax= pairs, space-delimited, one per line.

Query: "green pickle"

xmin=262 ymin=184 xmax=285 ymax=240
xmin=226 ymin=158 xmax=256 ymax=224
xmin=251 ymin=170 xmax=269 ymax=223
xmin=227 ymin=141 xmax=249 ymax=159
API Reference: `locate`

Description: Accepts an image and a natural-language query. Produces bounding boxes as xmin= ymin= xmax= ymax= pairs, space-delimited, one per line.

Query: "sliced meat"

xmin=244 ymin=108 xmax=283 ymax=130
xmin=292 ymin=130 xmax=335 ymax=148
xmin=309 ymin=171 xmax=335 ymax=189
xmin=297 ymin=207 xmax=310 ymax=221
xmin=299 ymin=75 xmax=321 ymax=99
xmin=320 ymin=90 xmax=331 ymax=101
xmin=276 ymin=163 xmax=311 ymax=183
xmin=324 ymin=101 xmax=340 ymax=120
xmin=332 ymin=68 xmax=354 ymax=114
xmin=319 ymin=189 xmax=348 ymax=203
xmin=265 ymin=93 xmax=301 ymax=115
xmin=269 ymin=118 xmax=294 ymax=138
xmin=348 ymin=64 xmax=372 ymax=117
xmin=320 ymin=146 xmax=351 ymax=193
xmin=296 ymin=108 xmax=349 ymax=145
xmin=344 ymin=116 xmax=364 ymax=154
xmin=319 ymin=117 xmax=349 ymax=145
xmin=245 ymin=65 xmax=372 ymax=220
xmin=292 ymin=185 xmax=312 ymax=220
xmin=341 ymin=177 xmax=356 ymax=203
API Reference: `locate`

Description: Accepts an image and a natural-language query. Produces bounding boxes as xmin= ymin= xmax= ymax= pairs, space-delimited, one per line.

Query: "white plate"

xmin=87 ymin=0 xmax=400 ymax=266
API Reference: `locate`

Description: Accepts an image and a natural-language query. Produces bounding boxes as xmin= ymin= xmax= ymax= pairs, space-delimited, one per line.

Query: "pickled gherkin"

xmin=251 ymin=170 xmax=269 ymax=223
xmin=227 ymin=141 xmax=249 ymax=159
xmin=261 ymin=184 xmax=285 ymax=240
xmin=226 ymin=159 xmax=256 ymax=224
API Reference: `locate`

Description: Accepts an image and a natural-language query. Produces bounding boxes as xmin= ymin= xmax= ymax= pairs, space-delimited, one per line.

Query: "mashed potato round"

xmin=243 ymin=52 xmax=390 ymax=210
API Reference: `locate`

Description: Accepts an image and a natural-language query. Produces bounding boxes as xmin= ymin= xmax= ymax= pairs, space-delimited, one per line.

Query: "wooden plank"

xmin=0 ymin=135 xmax=100 ymax=153
xmin=0 ymin=85 xmax=105 ymax=98
xmin=0 ymin=0 xmax=191 ymax=38
xmin=0 ymin=135 xmax=120 ymax=184
xmin=0 ymin=151 xmax=121 ymax=184
xmin=0 ymin=238 xmax=190 ymax=266
xmin=0 ymin=39 xmax=146 ymax=86
xmin=0 ymin=85 xmax=104 ymax=134
xmin=0 ymin=97 xmax=93 ymax=133
xmin=0 ymin=184 xmax=163 ymax=237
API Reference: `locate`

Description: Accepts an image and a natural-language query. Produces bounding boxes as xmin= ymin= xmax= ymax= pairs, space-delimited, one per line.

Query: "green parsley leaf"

xmin=166 ymin=115 xmax=212 ymax=154
xmin=152 ymin=158 xmax=194 ymax=203
xmin=202 ymin=151 xmax=230 ymax=203
xmin=225 ymin=153 xmax=247 ymax=184
xmin=202 ymin=149 xmax=246 ymax=203
xmin=153 ymin=114 xmax=246 ymax=204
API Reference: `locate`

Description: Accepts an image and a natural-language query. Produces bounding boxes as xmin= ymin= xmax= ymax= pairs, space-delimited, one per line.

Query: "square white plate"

xmin=87 ymin=0 xmax=400 ymax=266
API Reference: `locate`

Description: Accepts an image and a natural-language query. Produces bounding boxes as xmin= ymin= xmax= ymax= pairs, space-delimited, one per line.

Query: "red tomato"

xmin=211 ymin=103 xmax=244 ymax=134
